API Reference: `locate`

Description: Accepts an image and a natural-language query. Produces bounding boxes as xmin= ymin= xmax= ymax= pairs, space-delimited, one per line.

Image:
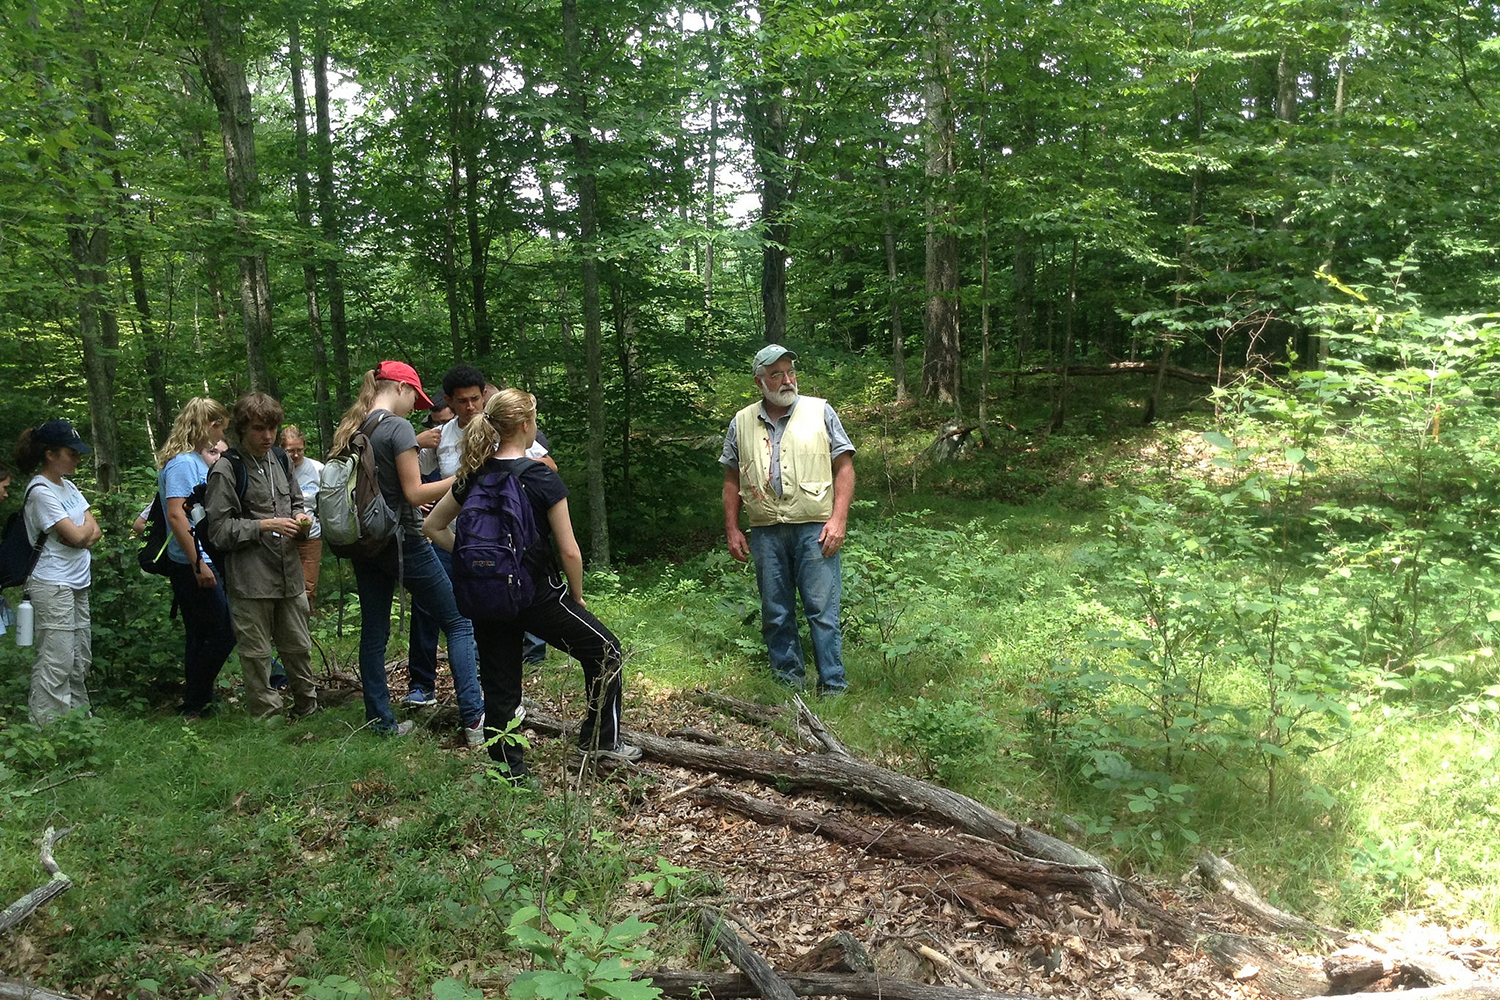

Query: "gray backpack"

xmin=318 ymin=411 xmax=398 ymax=559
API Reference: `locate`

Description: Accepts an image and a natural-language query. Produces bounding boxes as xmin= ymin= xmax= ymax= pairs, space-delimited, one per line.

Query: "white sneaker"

xmin=391 ymin=720 xmax=415 ymax=737
xmin=585 ymin=742 xmax=643 ymax=765
xmin=464 ymin=713 xmax=486 ymax=749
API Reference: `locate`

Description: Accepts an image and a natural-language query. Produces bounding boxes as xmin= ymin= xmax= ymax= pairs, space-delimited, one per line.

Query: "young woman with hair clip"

xmin=424 ymin=388 xmax=642 ymax=781
xmin=333 ymin=362 xmax=485 ymax=740
xmin=15 ymin=420 xmax=102 ymax=724
xmin=157 ymin=397 xmax=237 ymax=717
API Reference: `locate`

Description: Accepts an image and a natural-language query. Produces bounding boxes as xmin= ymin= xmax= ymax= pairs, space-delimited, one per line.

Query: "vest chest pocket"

xmin=797 ymin=481 xmax=832 ymax=501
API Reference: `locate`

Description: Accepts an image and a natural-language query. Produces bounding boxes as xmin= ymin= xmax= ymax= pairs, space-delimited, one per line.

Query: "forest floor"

xmin=9 ymin=662 xmax=1490 ymax=1000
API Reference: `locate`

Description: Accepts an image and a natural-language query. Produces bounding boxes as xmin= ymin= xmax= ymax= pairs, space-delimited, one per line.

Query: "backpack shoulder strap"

xmin=22 ymin=482 xmax=50 ymax=551
xmin=221 ymin=450 xmax=249 ymax=506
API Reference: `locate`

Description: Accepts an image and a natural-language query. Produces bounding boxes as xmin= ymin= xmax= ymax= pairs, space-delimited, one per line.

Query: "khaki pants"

xmin=297 ymin=537 xmax=322 ymax=608
xmin=29 ymin=583 xmax=91 ymax=725
xmin=229 ymin=593 xmax=317 ymax=718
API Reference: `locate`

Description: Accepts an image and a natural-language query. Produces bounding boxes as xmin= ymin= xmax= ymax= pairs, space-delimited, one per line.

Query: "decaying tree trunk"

xmin=698 ymin=907 xmax=800 ymax=1000
xmin=0 ymin=979 xmax=85 ymax=1000
xmin=691 ymin=786 xmax=1096 ymax=896
xmin=521 ymin=705 xmax=1126 ymax=911
xmin=1203 ymin=933 xmax=1328 ymax=999
xmin=642 ymin=971 xmax=1046 ymax=1000
xmin=1197 ymin=852 xmax=1336 ymax=940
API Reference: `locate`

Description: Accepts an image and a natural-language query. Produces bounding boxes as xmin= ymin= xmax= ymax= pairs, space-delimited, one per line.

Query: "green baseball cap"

xmin=753 ymin=344 xmax=797 ymax=371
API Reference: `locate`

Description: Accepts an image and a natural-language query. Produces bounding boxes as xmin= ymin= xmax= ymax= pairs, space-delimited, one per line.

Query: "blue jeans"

xmin=353 ymin=534 xmax=483 ymax=731
xmin=749 ymin=521 xmax=847 ymax=692
xmin=406 ymin=544 xmax=453 ymax=693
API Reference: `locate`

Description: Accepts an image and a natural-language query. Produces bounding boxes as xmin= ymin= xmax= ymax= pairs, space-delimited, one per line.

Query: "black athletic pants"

xmin=472 ymin=576 xmax=624 ymax=765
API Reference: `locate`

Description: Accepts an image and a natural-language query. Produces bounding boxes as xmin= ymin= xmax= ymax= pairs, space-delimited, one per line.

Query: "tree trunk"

xmin=444 ymin=67 xmax=465 ymax=362
xmin=1048 ymin=236 xmax=1079 ymax=431
xmin=66 ymin=29 xmax=122 ymax=491
xmin=921 ymin=8 xmax=960 ymax=407
xmin=745 ymin=10 xmax=789 ymax=345
xmin=464 ymin=79 xmax=490 ymax=359
xmin=876 ymin=139 xmax=906 ymax=402
xmin=562 ymin=0 xmax=610 ymax=567
xmin=127 ymin=248 xmax=172 ymax=448
xmin=313 ymin=17 xmax=350 ymax=410
xmin=288 ymin=18 xmax=334 ymax=452
xmin=200 ymin=0 xmax=273 ymax=394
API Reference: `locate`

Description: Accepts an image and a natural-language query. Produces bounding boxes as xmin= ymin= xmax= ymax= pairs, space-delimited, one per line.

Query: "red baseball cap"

xmin=375 ymin=360 xmax=434 ymax=409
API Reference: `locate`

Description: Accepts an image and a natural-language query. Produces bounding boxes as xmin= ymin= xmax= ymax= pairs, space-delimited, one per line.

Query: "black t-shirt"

xmin=453 ymin=457 xmax=568 ymax=572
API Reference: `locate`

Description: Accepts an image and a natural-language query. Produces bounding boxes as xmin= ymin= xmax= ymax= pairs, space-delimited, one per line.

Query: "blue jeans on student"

xmin=353 ymin=533 xmax=483 ymax=732
xmin=749 ymin=521 xmax=847 ymax=693
xmin=406 ymin=544 xmax=453 ymax=694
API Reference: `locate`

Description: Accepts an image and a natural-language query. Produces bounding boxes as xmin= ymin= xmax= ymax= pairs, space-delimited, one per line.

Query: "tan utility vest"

xmin=735 ymin=396 xmax=834 ymax=527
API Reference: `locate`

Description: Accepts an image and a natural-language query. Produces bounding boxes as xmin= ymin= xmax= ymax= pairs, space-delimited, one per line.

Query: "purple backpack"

xmin=452 ymin=463 xmax=541 ymax=620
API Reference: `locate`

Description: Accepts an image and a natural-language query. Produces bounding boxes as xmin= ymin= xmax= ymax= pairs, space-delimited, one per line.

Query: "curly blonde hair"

xmin=156 ymin=397 xmax=229 ymax=469
xmin=458 ymin=388 xmax=535 ymax=480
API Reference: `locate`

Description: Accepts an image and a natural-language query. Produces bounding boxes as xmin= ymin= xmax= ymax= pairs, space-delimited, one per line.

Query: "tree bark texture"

xmin=562 ymin=0 xmax=611 ymax=566
xmin=746 ymin=65 xmax=789 ymax=345
xmin=200 ymin=0 xmax=273 ymax=393
xmin=642 ymin=971 xmax=1045 ymax=1000
xmin=698 ymin=907 xmax=801 ymax=1000
xmin=313 ymin=18 xmax=351 ymax=411
xmin=922 ymin=9 xmax=960 ymax=405
xmin=288 ymin=18 xmax=334 ymax=453
xmin=66 ymin=28 xmax=122 ymax=490
xmin=0 ymin=826 xmax=74 ymax=936
xmin=691 ymin=785 xmax=1096 ymax=898
xmin=1197 ymin=852 xmax=1335 ymax=940
xmin=519 ymin=704 xmax=1127 ymax=910
xmin=877 ymin=139 xmax=907 ymax=401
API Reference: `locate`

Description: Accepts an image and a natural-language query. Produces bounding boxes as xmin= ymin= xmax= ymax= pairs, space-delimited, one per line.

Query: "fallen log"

xmin=698 ymin=907 xmax=800 ymax=1000
xmin=522 ymin=706 xmax=1126 ymax=911
xmin=1323 ymin=949 xmax=1391 ymax=993
xmin=0 ymin=826 xmax=75 ymax=936
xmin=0 ymin=979 xmax=85 ymax=1000
xmin=642 ymin=971 xmax=1042 ymax=1000
xmin=691 ymin=786 xmax=1094 ymax=896
xmin=692 ymin=689 xmax=789 ymax=728
xmin=1197 ymin=852 xmax=1337 ymax=940
xmin=1299 ymin=991 xmax=1500 ymax=1000
xmin=1203 ymin=933 xmax=1328 ymax=999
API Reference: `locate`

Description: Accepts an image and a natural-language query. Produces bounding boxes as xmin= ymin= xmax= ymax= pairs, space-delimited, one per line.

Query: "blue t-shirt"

xmin=158 ymin=452 xmax=212 ymax=565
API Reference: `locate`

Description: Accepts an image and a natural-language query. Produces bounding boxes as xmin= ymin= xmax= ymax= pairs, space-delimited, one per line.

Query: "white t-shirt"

xmin=437 ymin=418 xmax=548 ymax=477
xmin=292 ymin=456 xmax=325 ymax=538
xmin=24 ymin=476 xmax=92 ymax=588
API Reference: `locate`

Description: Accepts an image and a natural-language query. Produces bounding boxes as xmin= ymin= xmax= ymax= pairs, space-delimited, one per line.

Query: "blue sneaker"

xmin=402 ymin=688 xmax=436 ymax=707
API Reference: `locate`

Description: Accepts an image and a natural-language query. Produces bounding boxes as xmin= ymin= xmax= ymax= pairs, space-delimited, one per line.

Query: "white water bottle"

xmin=15 ymin=598 xmax=34 ymax=647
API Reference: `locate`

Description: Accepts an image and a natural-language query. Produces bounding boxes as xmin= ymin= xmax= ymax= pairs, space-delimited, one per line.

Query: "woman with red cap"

xmin=329 ymin=362 xmax=484 ymax=740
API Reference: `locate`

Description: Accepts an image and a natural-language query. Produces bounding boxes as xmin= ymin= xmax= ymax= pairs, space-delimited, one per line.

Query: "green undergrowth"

xmin=8 ymin=321 xmax=1500 ymax=992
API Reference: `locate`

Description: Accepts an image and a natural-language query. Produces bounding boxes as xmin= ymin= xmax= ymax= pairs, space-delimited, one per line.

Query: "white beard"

xmin=761 ymin=384 xmax=797 ymax=407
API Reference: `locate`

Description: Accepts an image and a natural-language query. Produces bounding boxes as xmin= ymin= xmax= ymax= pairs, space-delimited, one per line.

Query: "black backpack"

xmin=138 ymin=448 xmax=294 ymax=575
xmin=0 ymin=483 xmax=50 ymax=590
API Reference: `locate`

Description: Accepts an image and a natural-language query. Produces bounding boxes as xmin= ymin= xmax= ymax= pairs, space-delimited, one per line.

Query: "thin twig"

xmin=28 ymin=771 xmax=97 ymax=796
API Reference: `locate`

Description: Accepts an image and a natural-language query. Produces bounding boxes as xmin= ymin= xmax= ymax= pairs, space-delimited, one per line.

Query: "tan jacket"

xmin=735 ymin=396 xmax=834 ymax=527
xmin=204 ymin=449 xmax=307 ymax=600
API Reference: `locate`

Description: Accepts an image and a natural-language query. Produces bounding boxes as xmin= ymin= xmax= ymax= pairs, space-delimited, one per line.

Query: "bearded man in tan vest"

xmin=720 ymin=345 xmax=855 ymax=693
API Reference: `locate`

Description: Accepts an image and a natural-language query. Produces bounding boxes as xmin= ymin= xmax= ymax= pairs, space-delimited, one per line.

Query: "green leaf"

xmin=1202 ymin=431 xmax=1234 ymax=450
xmin=433 ymin=977 xmax=485 ymax=1000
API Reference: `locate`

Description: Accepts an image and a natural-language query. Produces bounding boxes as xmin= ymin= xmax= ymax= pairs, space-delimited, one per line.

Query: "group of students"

xmin=10 ymin=360 xmax=640 ymax=782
